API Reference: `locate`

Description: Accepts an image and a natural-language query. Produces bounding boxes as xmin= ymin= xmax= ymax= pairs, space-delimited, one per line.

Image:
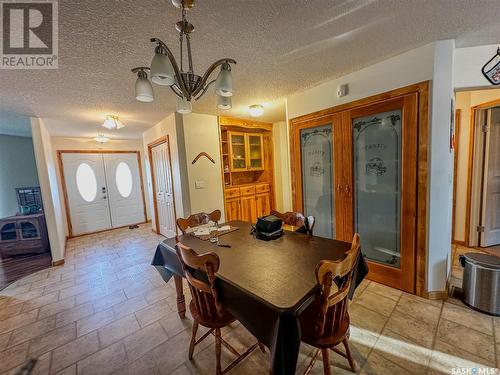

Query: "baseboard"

xmin=52 ymin=259 xmax=65 ymax=266
xmin=452 ymin=240 xmax=466 ymax=246
xmin=423 ymin=290 xmax=448 ymax=300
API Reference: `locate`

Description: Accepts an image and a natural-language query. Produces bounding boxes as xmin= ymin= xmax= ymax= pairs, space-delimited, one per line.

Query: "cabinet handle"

xmin=337 ymin=184 xmax=342 ymax=194
xmin=344 ymin=184 xmax=350 ymax=196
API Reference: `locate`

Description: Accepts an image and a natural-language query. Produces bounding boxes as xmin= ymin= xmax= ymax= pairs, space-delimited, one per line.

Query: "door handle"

xmin=102 ymin=196 xmax=107 ymax=199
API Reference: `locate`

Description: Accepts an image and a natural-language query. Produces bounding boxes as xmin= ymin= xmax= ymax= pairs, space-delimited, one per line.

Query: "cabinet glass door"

xmin=300 ymin=124 xmax=334 ymax=238
xmin=230 ymin=133 xmax=247 ymax=171
xmin=248 ymin=135 xmax=263 ymax=170
xmin=353 ymin=109 xmax=402 ymax=267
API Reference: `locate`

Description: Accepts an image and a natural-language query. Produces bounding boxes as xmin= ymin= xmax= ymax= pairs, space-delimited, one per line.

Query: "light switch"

xmin=195 ymin=180 xmax=206 ymax=189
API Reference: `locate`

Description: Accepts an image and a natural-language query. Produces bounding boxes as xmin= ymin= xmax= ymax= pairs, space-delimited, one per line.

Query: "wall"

xmin=179 ymin=113 xmax=225 ymax=220
xmin=454 ymin=44 xmax=500 ymax=90
xmin=31 ymin=118 xmax=66 ymax=262
xmin=454 ymin=88 xmax=500 ymax=242
xmin=0 ymin=135 xmax=40 ymax=218
xmin=272 ymin=120 xmax=291 ymax=212
xmin=51 ymin=137 xmax=151 ymax=235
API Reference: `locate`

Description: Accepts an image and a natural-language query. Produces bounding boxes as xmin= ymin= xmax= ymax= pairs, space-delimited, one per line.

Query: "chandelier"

xmin=131 ymin=0 xmax=237 ymax=114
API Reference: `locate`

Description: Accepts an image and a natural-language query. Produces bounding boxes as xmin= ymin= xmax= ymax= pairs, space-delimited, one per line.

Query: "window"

xmin=76 ymin=163 xmax=97 ymax=202
xmin=115 ymin=162 xmax=133 ymax=198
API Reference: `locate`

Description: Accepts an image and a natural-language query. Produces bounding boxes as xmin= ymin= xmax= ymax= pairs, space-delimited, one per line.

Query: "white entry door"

xmin=151 ymin=142 xmax=176 ymax=237
xmin=62 ymin=153 xmax=112 ymax=236
xmin=62 ymin=152 xmax=145 ymax=236
xmin=103 ymin=153 xmax=146 ymax=228
xmin=480 ymin=108 xmax=500 ymax=246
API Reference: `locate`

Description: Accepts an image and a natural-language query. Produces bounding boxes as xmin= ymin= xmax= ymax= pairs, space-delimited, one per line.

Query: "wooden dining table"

xmin=151 ymin=220 xmax=368 ymax=375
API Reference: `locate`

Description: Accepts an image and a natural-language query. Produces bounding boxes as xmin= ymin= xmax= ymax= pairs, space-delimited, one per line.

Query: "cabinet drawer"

xmin=225 ymin=188 xmax=240 ymax=199
xmin=239 ymin=186 xmax=255 ymax=196
xmin=255 ymin=183 xmax=270 ymax=193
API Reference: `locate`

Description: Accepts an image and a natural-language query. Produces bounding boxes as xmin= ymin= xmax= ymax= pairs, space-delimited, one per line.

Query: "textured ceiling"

xmin=0 ymin=0 xmax=499 ymax=139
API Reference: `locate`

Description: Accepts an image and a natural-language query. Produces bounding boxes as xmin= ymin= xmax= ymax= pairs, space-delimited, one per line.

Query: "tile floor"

xmin=0 ymin=224 xmax=498 ymax=374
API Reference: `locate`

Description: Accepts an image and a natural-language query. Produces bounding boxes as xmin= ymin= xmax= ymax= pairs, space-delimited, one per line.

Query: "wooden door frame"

xmin=289 ymin=81 xmax=429 ymax=296
xmin=464 ymin=98 xmax=500 ymax=247
xmin=57 ymin=150 xmax=148 ymax=238
xmin=147 ymin=136 xmax=177 ymax=236
xmin=451 ymin=109 xmax=461 ymax=244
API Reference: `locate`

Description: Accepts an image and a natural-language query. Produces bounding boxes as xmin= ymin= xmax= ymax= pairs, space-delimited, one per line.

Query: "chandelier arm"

xmin=151 ymin=38 xmax=190 ymax=98
xmin=191 ymin=58 xmax=237 ymax=97
xmin=169 ymin=84 xmax=184 ymax=99
xmin=194 ymin=79 xmax=216 ymax=101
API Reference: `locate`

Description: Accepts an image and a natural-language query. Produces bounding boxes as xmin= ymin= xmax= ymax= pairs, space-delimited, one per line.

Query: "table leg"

xmin=173 ymin=275 xmax=186 ymax=319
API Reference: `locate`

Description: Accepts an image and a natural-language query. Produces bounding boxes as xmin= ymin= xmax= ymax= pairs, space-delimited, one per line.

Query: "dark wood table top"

xmin=163 ymin=220 xmax=352 ymax=310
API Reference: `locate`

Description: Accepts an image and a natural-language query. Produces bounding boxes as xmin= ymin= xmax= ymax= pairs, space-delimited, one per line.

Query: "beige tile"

xmin=38 ymin=297 xmax=76 ymax=319
xmin=54 ymin=364 xmax=76 ymax=375
xmin=76 ymin=308 xmax=115 ymax=337
xmin=436 ymin=318 xmax=496 ymax=363
xmin=0 ymin=303 xmax=23 ymax=320
xmin=402 ymin=292 xmax=443 ymax=308
xmin=77 ymin=341 xmax=128 ymax=375
xmin=0 ymin=331 xmax=11 ymax=351
xmin=5 ymin=351 xmax=52 ymax=375
xmin=20 ymin=292 xmax=59 ymax=313
xmin=92 ymin=290 xmax=126 ymax=312
xmin=0 ymin=309 xmax=39 ymax=335
xmin=152 ymin=331 xmax=192 ymax=374
xmin=112 ymin=296 xmax=149 ymax=319
xmin=167 ymin=364 xmax=191 ymax=375
xmin=494 ymin=317 xmax=500 ymax=345
xmin=395 ymin=294 xmax=442 ymax=327
xmin=98 ymin=314 xmax=140 ymax=348
xmin=0 ymin=342 xmax=29 ymax=373
xmin=9 ymin=316 xmax=56 ymax=347
xmin=365 ymin=282 xmax=402 ymax=302
xmin=361 ymin=351 xmax=414 ymax=375
xmin=352 ymin=290 xmax=397 ymax=317
xmin=143 ymin=286 xmax=175 ymax=305
xmin=110 ymin=351 xmax=160 ymax=375
xmin=384 ymin=310 xmax=435 ymax=349
xmin=134 ymin=298 xmax=172 ymax=328
xmin=123 ymin=322 xmax=168 ymax=362
xmin=441 ymin=302 xmax=494 ymax=335
xmin=349 ymin=303 xmax=388 ymax=336
xmin=51 ymin=331 xmax=100 ymax=373
xmin=56 ymin=302 xmax=94 ymax=328
xmin=158 ymin=310 xmax=195 ymax=338
xmin=29 ymin=323 xmax=76 ymax=357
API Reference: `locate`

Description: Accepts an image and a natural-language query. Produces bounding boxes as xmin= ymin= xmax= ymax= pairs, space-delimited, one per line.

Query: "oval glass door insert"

xmin=115 ymin=162 xmax=133 ymax=198
xmin=76 ymin=163 xmax=98 ymax=202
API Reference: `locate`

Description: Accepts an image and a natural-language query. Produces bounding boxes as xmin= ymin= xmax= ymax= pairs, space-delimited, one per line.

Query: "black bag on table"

xmin=252 ymin=215 xmax=283 ymax=241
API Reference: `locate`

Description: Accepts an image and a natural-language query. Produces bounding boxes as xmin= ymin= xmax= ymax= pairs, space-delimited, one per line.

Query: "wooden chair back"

xmin=175 ymin=242 xmax=224 ymax=320
xmin=313 ymin=233 xmax=361 ymax=338
xmin=270 ymin=210 xmax=315 ymax=235
xmin=176 ymin=209 xmax=222 ymax=234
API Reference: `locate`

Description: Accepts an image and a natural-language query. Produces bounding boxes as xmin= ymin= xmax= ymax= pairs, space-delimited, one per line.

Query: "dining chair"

xmin=175 ymin=242 xmax=262 ymax=374
xmin=176 ymin=209 xmax=222 ymax=234
xmin=298 ymin=233 xmax=361 ymax=375
xmin=270 ymin=210 xmax=315 ymax=235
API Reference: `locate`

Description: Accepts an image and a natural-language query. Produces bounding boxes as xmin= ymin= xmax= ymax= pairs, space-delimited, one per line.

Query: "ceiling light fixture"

xmin=102 ymin=115 xmax=125 ymax=130
xmin=94 ymin=134 xmax=110 ymax=143
xmin=131 ymin=0 xmax=236 ymax=115
xmin=248 ymin=104 xmax=264 ymax=117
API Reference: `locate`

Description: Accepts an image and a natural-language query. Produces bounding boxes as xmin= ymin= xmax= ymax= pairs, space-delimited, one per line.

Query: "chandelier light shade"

xmin=135 ymin=70 xmax=154 ymax=102
xmin=94 ymin=134 xmax=110 ymax=143
xmin=131 ymin=0 xmax=236 ymax=114
xmin=217 ymin=95 xmax=232 ymax=110
xmin=248 ymin=104 xmax=264 ymax=117
xmin=102 ymin=115 xmax=125 ymax=130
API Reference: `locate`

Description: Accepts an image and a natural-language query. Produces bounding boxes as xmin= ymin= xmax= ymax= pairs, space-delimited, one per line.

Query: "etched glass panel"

xmin=76 ymin=163 xmax=97 ymax=202
xmin=353 ymin=109 xmax=402 ymax=268
xmin=300 ymin=124 xmax=334 ymax=238
xmin=115 ymin=162 xmax=133 ymax=198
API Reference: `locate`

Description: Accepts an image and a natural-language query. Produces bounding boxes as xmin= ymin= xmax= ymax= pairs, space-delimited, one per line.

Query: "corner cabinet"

xmin=219 ymin=116 xmax=275 ymax=223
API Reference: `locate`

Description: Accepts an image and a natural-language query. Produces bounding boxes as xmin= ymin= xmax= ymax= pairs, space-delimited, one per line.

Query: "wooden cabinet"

xmin=225 ymin=198 xmax=241 ymax=222
xmin=255 ymin=192 xmax=271 ymax=218
xmin=228 ymin=131 xmax=264 ymax=172
xmin=240 ymin=195 xmax=257 ymax=222
xmin=224 ymin=183 xmax=271 ymax=223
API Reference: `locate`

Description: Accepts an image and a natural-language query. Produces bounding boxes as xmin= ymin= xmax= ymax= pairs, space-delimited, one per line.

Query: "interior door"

xmin=61 ymin=153 xmax=111 ymax=236
xmin=480 ymin=107 xmax=500 ymax=246
xmin=344 ymin=95 xmax=418 ymax=292
xmin=151 ymin=142 xmax=176 ymax=238
xmin=103 ymin=153 xmax=146 ymax=228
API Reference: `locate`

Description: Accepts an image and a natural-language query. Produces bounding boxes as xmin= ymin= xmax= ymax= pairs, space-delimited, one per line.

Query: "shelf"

xmin=232 ymin=143 xmax=245 ymax=146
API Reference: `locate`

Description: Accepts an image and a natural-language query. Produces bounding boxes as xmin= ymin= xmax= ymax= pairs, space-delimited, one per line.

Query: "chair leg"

xmin=343 ymin=338 xmax=357 ymax=373
xmin=188 ymin=321 xmax=198 ymax=360
xmin=215 ymin=328 xmax=222 ymax=375
xmin=304 ymin=349 xmax=320 ymax=375
xmin=321 ymin=349 xmax=331 ymax=375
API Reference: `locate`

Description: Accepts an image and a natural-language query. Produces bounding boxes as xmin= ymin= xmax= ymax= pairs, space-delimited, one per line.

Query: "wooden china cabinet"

xmin=219 ymin=116 xmax=274 ymax=223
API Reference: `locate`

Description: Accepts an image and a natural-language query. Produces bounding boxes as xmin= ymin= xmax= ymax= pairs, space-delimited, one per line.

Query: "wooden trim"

xmin=452 ymin=240 xmax=466 ymax=246
xmin=218 ymin=116 xmax=273 ymax=131
xmin=423 ymin=290 xmax=448 ymax=300
xmin=451 ymin=109 xmax=461 ymax=242
xmin=52 ymin=259 xmax=65 ymax=266
xmin=68 ymin=221 xmax=147 ymax=239
xmin=147 ymin=135 xmax=177 ymax=236
xmin=57 ymin=150 xmax=147 ymax=238
xmin=465 ymin=98 xmax=500 ymax=247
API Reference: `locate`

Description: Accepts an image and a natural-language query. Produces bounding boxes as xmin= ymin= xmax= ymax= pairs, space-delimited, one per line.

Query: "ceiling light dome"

xmin=150 ymin=48 xmax=176 ymax=86
xmin=176 ymin=97 xmax=192 ymax=114
xmin=248 ymin=104 xmax=264 ymax=117
xmin=94 ymin=134 xmax=110 ymax=143
xmin=217 ymin=96 xmax=232 ymax=110
xmin=102 ymin=115 xmax=125 ymax=129
xmin=214 ymin=63 xmax=234 ymax=97
xmin=135 ymin=70 xmax=154 ymax=102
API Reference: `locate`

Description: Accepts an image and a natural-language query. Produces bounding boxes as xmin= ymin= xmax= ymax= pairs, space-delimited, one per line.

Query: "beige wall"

xmin=50 ymin=136 xmax=151 ymax=236
xmin=454 ymin=88 xmax=500 ymax=242
xmin=272 ymin=120 xmax=291 ymax=212
xmin=31 ymin=118 xmax=66 ymax=261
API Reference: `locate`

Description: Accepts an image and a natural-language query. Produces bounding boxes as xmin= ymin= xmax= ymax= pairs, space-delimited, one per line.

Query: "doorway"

xmin=290 ymin=83 xmax=428 ymax=293
xmin=59 ymin=151 xmax=147 ymax=237
xmin=148 ymin=136 xmax=177 ymax=238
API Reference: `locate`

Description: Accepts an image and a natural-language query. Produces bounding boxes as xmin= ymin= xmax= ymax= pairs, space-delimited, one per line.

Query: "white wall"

xmin=0 ymin=135 xmax=40 ymax=218
xmin=272 ymin=120 xmax=291 ymax=212
xmin=180 ymin=113 xmax=225 ymax=221
xmin=51 ymin=137 xmax=150 ymax=235
xmin=31 ymin=118 xmax=66 ymax=262
xmin=454 ymin=45 xmax=500 ymax=90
